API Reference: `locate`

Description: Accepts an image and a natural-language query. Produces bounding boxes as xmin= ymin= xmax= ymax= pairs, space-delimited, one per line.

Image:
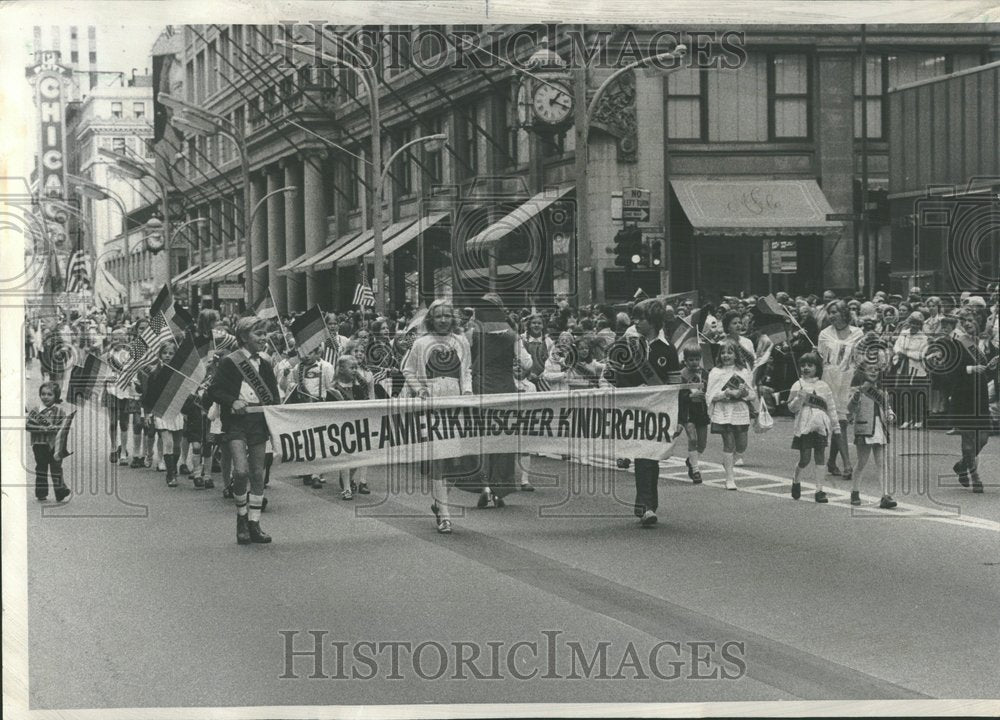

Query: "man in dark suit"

xmin=606 ymin=299 xmax=681 ymax=527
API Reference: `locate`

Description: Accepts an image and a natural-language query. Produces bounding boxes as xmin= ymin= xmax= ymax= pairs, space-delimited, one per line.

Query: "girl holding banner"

xmin=401 ymin=300 xmax=473 ymax=534
xmin=141 ymin=341 xmax=186 ymax=488
xmin=208 ymin=317 xmax=280 ymax=545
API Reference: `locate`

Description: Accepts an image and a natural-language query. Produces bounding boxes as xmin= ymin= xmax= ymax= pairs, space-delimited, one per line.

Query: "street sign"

xmin=217 ymin=283 xmax=244 ymax=300
xmin=763 ymin=240 xmax=797 ymax=274
xmin=611 ymin=191 xmax=622 ymax=221
xmin=622 ymin=187 xmax=651 ymax=226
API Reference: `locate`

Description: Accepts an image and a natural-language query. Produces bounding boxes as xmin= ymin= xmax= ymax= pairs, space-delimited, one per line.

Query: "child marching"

xmin=786 ymin=351 xmax=838 ymax=503
xmin=847 ymin=359 xmax=899 ymax=509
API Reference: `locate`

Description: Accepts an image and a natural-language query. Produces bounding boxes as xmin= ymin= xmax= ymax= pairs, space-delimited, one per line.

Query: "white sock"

xmin=813 ymin=464 xmax=823 ymax=493
xmin=248 ymin=493 xmax=264 ymax=522
xmin=689 ymin=450 xmax=700 ymax=471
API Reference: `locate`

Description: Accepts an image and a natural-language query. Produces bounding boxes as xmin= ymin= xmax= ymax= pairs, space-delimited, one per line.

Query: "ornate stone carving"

xmin=589 ymin=70 xmax=638 ymax=163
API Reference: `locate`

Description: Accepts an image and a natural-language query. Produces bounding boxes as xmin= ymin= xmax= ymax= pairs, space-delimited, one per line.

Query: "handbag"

xmin=753 ymin=398 xmax=773 ymax=434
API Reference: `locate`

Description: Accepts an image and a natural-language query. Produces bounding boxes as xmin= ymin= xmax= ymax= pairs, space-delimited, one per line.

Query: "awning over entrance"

xmin=179 ymin=258 xmax=230 ymax=286
xmin=204 ymin=257 xmax=243 ymax=282
xmin=465 ymin=186 xmax=574 ymax=252
xmin=277 ymin=230 xmax=364 ymax=276
xmin=671 ymin=178 xmax=842 ymax=237
xmin=171 ymin=264 xmax=201 ymax=285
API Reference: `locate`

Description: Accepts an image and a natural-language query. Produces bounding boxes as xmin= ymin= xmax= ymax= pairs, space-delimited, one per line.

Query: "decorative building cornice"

xmin=589 ymin=69 xmax=638 ymax=164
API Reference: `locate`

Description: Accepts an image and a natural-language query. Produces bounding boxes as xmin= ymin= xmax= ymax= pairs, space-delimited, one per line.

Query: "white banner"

xmin=260 ymin=386 xmax=685 ymax=477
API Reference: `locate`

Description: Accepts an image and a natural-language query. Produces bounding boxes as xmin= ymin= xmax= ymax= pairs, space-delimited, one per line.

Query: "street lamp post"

xmin=572 ymin=43 xmax=687 ymax=303
xmin=98 ymin=148 xmax=173 ymax=270
xmin=160 ymin=93 xmax=254 ymax=305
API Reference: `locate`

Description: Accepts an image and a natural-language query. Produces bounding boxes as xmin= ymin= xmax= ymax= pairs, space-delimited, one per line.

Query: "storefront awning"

xmin=277 ymin=230 xmax=364 ymax=276
xmin=335 ymin=212 xmax=449 ymax=265
xmin=465 ymin=186 xmax=574 ymax=252
xmin=223 ymin=258 xmax=269 ymax=280
xmin=171 ymin=264 xmax=201 ymax=285
xmin=204 ymin=257 xmax=244 ymax=282
xmin=671 ymin=178 xmax=842 ymax=237
xmin=382 ymin=212 xmax=449 ymax=256
xmin=179 ymin=258 xmax=230 ymax=286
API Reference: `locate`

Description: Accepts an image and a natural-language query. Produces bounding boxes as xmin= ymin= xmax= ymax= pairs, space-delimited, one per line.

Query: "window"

xmin=144 ymin=139 xmax=154 ymax=159
xmin=348 ymin=154 xmax=362 ymax=210
xmin=219 ymin=29 xmax=230 ymax=81
xmin=770 ymin=54 xmax=809 ymax=139
xmin=853 ymin=55 xmax=882 ymax=139
xmin=187 ymin=137 xmax=197 ymax=175
xmin=133 ymin=102 xmax=145 ymax=119
xmin=707 ymin=54 xmax=768 ymax=142
xmin=70 ymin=27 xmax=77 ymax=40
xmin=111 ymin=102 xmax=123 ymax=119
xmin=197 ymin=136 xmax=207 ymax=171
xmin=233 ymin=105 xmax=245 ymax=137
xmin=70 ymin=50 xmax=78 ymax=64
xmin=195 ymin=50 xmax=206 ymax=103
xmin=112 ymin=137 xmax=125 ymax=152
xmin=461 ymin=105 xmax=482 ymax=175
xmin=207 ymin=41 xmax=218 ymax=95
xmin=854 ymin=50 xmax=983 ymax=139
xmin=666 ymin=66 xmax=704 ymax=140
xmin=232 ymin=25 xmax=244 ymax=69
xmin=423 ymin=115 xmax=445 ymax=187
xmin=89 ymin=51 xmax=96 ymax=64
xmin=395 ymin=128 xmax=413 ymax=195
xmin=186 ymin=60 xmax=195 ymax=103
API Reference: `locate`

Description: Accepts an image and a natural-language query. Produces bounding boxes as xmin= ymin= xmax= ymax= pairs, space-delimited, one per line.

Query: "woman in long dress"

xmin=401 ymin=300 xmax=472 ymax=534
xmin=817 ymin=300 xmax=864 ymax=480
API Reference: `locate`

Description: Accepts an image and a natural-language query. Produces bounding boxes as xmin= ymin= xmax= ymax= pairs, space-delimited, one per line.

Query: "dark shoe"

xmin=261 ymin=497 xmax=268 ymax=512
xmin=616 ymin=458 xmax=631 ymax=469
xmin=167 ymin=477 xmax=178 ymax=487
xmin=54 ymin=486 xmax=70 ymax=502
xmin=143 ymin=456 xmax=152 ymax=469
xmin=791 ymin=482 xmax=801 ymax=500
xmin=193 ymin=475 xmax=204 ymax=489
xmin=520 ymin=483 xmax=535 ymax=491
xmin=842 ymin=469 xmax=853 ymax=482
xmin=850 ymin=490 xmax=861 ymax=506
xmin=203 ymin=478 xmax=215 ymax=489
xmin=130 ymin=457 xmax=144 ymax=469
xmin=477 ymin=490 xmax=491 ymax=508
xmin=437 ymin=519 xmax=452 ymax=534
xmin=247 ymin=520 xmax=271 ymax=543
xmin=493 ymin=493 xmax=505 ymax=508
xmin=691 ymin=471 xmax=702 ymax=484
xmin=954 ymin=461 xmax=971 ymax=487
xmin=223 ymin=484 xmax=234 ymax=499
xmin=972 ymin=474 xmax=984 ymax=494
xmin=35 ymin=495 xmax=48 ymax=502
xmin=357 ymin=482 xmax=370 ymax=495
xmin=236 ymin=515 xmax=251 ymax=545
xmin=640 ymin=510 xmax=658 ymax=527
xmin=685 ymin=457 xmax=695 ymax=480
xmin=302 ymin=475 xmax=313 ymax=485
xmin=110 ymin=448 xmax=119 ymax=464
xmin=826 ymin=464 xmax=841 ymax=477
xmin=179 ymin=463 xmax=190 ymax=476
xmin=815 ymin=491 xmax=829 ymax=503
xmin=879 ymin=495 xmax=898 ymax=509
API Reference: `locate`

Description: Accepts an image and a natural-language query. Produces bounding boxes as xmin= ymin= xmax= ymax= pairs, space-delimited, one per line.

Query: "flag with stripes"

xmin=116 ymin=324 xmax=173 ymax=392
xmin=150 ymin=284 xmax=193 ymax=337
xmin=253 ymin=291 xmax=279 ymax=321
xmin=212 ymin=330 xmax=238 ymax=354
xmin=352 ymin=277 xmax=375 ymax=308
xmin=52 ymin=406 xmax=77 ymax=460
xmin=65 ymin=250 xmax=91 ymax=293
xmin=753 ymin=294 xmax=791 ymax=347
xmin=64 ymin=352 xmax=112 ymax=403
xmin=147 ymin=333 xmax=208 ymax=419
xmin=290 ymin=305 xmax=329 ymax=357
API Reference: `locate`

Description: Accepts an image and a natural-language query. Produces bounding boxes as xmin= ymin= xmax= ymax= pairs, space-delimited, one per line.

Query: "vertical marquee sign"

xmin=26 ymin=50 xmax=72 ymax=291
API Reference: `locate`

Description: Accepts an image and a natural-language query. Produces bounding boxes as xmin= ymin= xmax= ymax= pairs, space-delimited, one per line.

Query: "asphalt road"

xmin=18 ymin=368 xmax=1000 ymax=710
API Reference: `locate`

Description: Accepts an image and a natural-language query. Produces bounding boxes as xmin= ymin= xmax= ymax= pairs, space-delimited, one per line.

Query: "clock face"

xmin=532 ymin=81 xmax=572 ymax=125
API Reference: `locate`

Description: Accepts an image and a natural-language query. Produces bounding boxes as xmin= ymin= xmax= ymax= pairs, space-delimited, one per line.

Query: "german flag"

xmin=147 ymin=364 xmax=199 ymax=420
xmin=64 ymin=352 xmax=111 ymax=403
xmin=289 ymin=305 xmax=328 ymax=356
xmin=172 ymin=331 xmax=211 ymax=386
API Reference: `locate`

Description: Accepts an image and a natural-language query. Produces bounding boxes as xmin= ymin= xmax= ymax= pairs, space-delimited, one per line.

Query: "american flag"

xmin=353 ymin=268 xmax=375 ymax=308
xmin=65 ymin=250 xmax=91 ymax=293
xmin=116 ymin=323 xmax=172 ymax=391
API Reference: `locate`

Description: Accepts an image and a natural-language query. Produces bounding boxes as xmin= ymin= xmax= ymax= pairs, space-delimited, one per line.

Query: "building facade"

xmin=158 ymin=24 xmax=1000 ymax=313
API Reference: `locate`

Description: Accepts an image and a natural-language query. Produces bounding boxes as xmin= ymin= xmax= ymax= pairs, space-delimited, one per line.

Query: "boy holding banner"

xmin=208 ymin=317 xmax=280 ymax=545
xmin=606 ymin=299 xmax=680 ymax=527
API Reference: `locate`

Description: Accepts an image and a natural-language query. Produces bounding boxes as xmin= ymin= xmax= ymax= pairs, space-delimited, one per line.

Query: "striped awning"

xmin=224 ymin=258 xmax=268 ymax=280
xmin=277 ymin=230 xmax=364 ymax=275
xmin=465 ymin=186 xmax=574 ymax=252
xmin=171 ymin=264 xmax=201 ymax=285
xmin=180 ymin=258 xmax=232 ymax=286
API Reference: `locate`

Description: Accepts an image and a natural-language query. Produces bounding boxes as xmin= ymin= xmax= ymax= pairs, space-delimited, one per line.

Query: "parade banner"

xmin=260 ymin=386 xmax=685 ymax=476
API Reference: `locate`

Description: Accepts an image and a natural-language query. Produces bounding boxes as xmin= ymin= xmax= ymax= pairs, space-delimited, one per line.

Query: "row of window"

xmin=109 ymin=101 xmax=147 ymax=120
xmin=666 ymin=50 xmax=985 ymax=142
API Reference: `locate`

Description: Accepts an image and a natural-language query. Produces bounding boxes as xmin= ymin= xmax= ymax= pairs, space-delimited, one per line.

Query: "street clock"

xmin=516 ymin=44 xmax=574 ymax=132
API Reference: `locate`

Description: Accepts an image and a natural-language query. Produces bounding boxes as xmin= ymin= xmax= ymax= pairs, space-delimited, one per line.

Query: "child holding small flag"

xmin=26 ymin=382 xmax=72 ymax=502
xmin=847 ymin=360 xmax=898 ymax=509
xmin=787 ymin=351 xmax=838 ymax=503
xmin=141 ymin=341 xmax=185 ymax=488
xmin=706 ymin=339 xmax=757 ymax=491
xmin=677 ymin=343 xmax=710 ymax=484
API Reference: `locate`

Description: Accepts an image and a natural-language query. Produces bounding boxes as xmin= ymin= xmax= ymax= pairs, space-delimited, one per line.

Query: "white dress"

xmin=818 ymin=325 xmax=864 ymax=421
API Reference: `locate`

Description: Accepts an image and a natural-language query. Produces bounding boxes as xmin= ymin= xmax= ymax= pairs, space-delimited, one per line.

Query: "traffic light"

xmin=612 ymin=228 xmax=643 ymax=268
xmin=648 ymin=238 xmax=662 ymax=268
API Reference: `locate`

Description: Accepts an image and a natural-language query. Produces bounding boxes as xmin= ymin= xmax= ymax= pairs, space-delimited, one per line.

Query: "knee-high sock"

xmin=689 ymin=449 xmax=700 ymax=471
xmin=793 ymin=464 xmax=805 ymax=485
xmin=248 ymin=493 xmax=264 ymax=522
xmin=722 ymin=453 xmax=734 ymax=484
xmin=234 ymin=491 xmax=249 ymax=517
xmin=165 ymin=453 xmax=178 ymax=480
xmin=813 ymin=463 xmax=823 ymax=493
